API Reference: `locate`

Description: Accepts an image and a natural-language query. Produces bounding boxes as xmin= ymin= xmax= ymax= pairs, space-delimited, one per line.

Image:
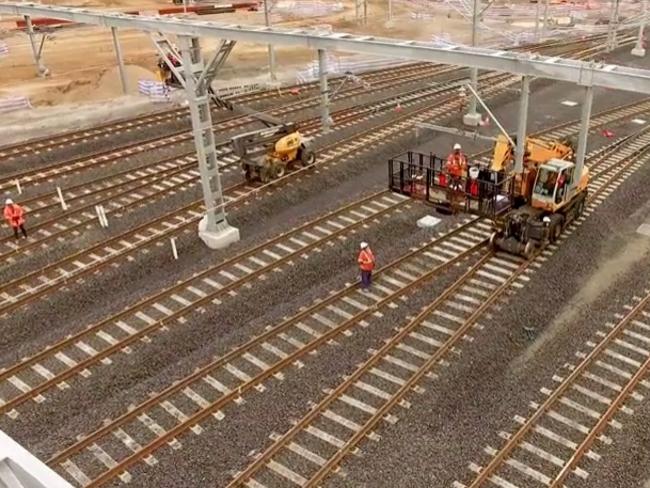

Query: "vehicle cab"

xmin=531 ymin=159 xmax=576 ymax=212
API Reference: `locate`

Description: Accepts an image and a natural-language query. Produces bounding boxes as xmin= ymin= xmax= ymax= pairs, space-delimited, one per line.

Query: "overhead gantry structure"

xmin=2 ymin=2 xmax=650 ymax=249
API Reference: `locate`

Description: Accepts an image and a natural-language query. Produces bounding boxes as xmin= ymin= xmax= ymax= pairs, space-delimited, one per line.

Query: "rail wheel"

xmin=272 ymin=164 xmax=286 ymax=179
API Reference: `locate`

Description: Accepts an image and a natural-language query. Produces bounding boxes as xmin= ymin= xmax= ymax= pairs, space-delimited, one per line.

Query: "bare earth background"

xmin=0 ymin=0 xmax=476 ymax=141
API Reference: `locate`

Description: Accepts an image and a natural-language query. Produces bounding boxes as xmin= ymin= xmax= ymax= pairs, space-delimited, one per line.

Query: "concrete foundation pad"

xmin=463 ymin=112 xmax=482 ymax=127
xmin=632 ymin=47 xmax=646 ymax=57
xmin=417 ymin=215 xmax=442 ymax=228
xmin=198 ymin=216 xmax=240 ymax=250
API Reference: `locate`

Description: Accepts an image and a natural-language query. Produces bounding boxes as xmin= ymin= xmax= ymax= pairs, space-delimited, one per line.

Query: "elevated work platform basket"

xmin=388 ymin=151 xmax=515 ymax=220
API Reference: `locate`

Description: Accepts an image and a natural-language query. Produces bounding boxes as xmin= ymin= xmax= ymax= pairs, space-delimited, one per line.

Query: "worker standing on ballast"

xmin=3 ymin=198 xmax=27 ymax=239
xmin=358 ymin=242 xmax=375 ymax=291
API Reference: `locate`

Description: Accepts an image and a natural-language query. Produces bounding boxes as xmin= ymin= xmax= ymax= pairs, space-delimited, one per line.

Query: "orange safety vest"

xmin=358 ymin=248 xmax=375 ymax=272
xmin=3 ymin=204 xmax=25 ymax=228
xmin=446 ymin=152 xmax=467 ymax=177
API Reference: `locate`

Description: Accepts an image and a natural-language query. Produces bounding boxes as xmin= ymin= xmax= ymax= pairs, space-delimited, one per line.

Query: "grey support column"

xmin=514 ymin=76 xmax=530 ymax=174
xmin=573 ymin=86 xmax=593 ymax=191
xmin=177 ymin=35 xmax=239 ymax=249
xmin=263 ymin=0 xmax=276 ymax=80
xmin=318 ymin=49 xmax=331 ymax=130
xmin=632 ymin=0 xmax=647 ymax=57
xmin=24 ymin=15 xmax=48 ymax=77
xmin=111 ymin=27 xmax=128 ymax=94
xmin=542 ymin=0 xmax=549 ymax=38
xmin=606 ymin=0 xmax=621 ymax=52
xmin=463 ymin=0 xmax=482 ymax=126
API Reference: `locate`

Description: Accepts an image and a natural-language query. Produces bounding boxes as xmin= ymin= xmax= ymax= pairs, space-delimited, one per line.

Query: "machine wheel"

xmin=301 ymin=150 xmax=316 ymax=166
xmin=575 ymin=198 xmax=585 ymax=218
xmin=522 ymin=241 xmax=535 ymax=260
xmin=489 ymin=231 xmax=500 ymax=251
xmin=272 ymin=164 xmax=286 ymax=179
xmin=244 ymin=166 xmax=255 ymax=183
xmin=548 ymin=215 xmax=564 ymax=243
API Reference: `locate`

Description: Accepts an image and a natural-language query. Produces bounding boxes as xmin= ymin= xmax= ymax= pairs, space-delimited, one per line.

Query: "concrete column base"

xmin=463 ymin=112 xmax=482 ymax=127
xmin=632 ymin=47 xmax=646 ymax=57
xmin=198 ymin=215 xmax=240 ymax=250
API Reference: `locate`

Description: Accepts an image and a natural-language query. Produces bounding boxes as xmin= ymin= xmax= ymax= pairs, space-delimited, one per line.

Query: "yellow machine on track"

xmin=388 ymin=133 xmax=587 ymax=259
xmin=488 ymin=135 xmax=589 ymax=258
xmin=230 ymin=124 xmax=316 ymax=183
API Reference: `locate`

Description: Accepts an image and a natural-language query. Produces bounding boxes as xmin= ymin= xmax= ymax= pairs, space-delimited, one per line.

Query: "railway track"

xmin=43 ymin=119 xmax=650 ymax=488
xmin=0 ymin=78 xmax=645 ymax=319
xmin=0 ymin=32 xmax=612 ymax=165
xmin=0 ymin=33 xmax=620 ymax=197
xmin=0 ymin=71 xmax=471 ymax=238
xmin=48 ymin=218 xmax=493 ymax=487
xmin=0 ymin=62 xmax=460 ymax=193
xmin=223 ymin=125 xmax=650 ymax=488
xmin=454 ymin=288 xmax=650 ymax=487
xmin=0 ymin=62 xmax=449 ymax=164
xmin=0 ymin=38 xmax=628 ymax=266
xmin=0 ymin=190 xmax=420 ymax=418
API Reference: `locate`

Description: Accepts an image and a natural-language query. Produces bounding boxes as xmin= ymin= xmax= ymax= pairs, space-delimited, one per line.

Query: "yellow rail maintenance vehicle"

xmin=389 ymin=134 xmax=588 ymax=259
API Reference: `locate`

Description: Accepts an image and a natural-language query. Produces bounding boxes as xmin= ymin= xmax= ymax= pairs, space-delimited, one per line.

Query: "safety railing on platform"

xmin=388 ymin=151 xmax=514 ymax=220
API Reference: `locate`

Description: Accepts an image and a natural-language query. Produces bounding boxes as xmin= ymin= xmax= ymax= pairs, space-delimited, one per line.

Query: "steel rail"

xmin=1 ymin=46 xmax=644 ymax=321
xmin=0 ymin=37 xmax=624 ymax=265
xmin=0 ymin=190 xmax=411 ymax=414
xmin=0 ymin=30 xmax=610 ymax=163
xmin=50 ymin=222 xmax=487 ymax=487
xmin=0 ymin=62 xmax=457 ymax=189
xmin=0 ymin=34 xmax=616 ymax=192
xmin=0 ymin=65 xmax=525 ymax=307
xmin=226 ymin=250 xmax=495 ymax=486
xmin=306 ymin=254 xmax=532 ymax=487
xmin=465 ymin=143 xmax=650 ymax=488
xmin=49 ymin=97 xmax=649 ymax=487
xmin=1 ymin=59 xmax=644 ymax=320
xmin=231 ymin=126 xmax=650 ymax=488
xmin=0 ymin=61 xmax=443 ymax=161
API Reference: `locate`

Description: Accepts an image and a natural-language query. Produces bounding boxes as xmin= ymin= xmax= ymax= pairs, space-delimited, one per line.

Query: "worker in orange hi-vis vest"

xmin=3 ymin=198 xmax=27 ymax=239
xmin=357 ymin=241 xmax=376 ymax=291
xmin=446 ymin=143 xmax=468 ymax=191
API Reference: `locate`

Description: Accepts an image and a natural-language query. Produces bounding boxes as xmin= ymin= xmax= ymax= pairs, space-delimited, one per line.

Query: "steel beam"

xmin=574 ymin=85 xmax=593 ymax=192
xmin=318 ymin=49 xmax=331 ymax=130
xmin=24 ymin=15 xmax=48 ymax=77
xmin=542 ymin=0 xmax=549 ymax=38
xmin=177 ymin=35 xmax=239 ymax=249
xmin=111 ymin=26 xmax=128 ymax=94
xmin=3 ymin=3 xmax=650 ymax=93
xmin=416 ymin=122 xmax=498 ymax=142
xmin=514 ymin=76 xmax=530 ymax=174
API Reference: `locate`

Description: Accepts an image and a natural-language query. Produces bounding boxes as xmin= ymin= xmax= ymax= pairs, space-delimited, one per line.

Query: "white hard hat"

xmin=453 ymin=143 xmax=462 ymax=150
xmin=5 ymin=198 xmax=13 ymax=205
xmin=360 ymin=241 xmax=368 ymax=249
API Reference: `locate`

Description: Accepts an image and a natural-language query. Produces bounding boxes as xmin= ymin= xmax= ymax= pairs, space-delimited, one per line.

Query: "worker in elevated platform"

xmin=3 ymin=199 xmax=27 ymax=239
xmin=446 ymin=143 xmax=468 ymax=191
xmin=358 ymin=241 xmax=376 ymax=291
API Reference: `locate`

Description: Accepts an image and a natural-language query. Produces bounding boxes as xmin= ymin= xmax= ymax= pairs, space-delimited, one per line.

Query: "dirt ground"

xmin=0 ymin=0 xmax=479 ymax=138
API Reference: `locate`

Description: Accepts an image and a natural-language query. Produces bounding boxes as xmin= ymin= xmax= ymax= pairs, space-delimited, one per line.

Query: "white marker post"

xmin=56 ymin=186 xmax=68 ymax=211
xmin=95 ymin=205 xmax=108 ymax=228
xmin=15 ymin=179 xmax=22 ymax=195
xmin=99 ymin=205 xmax=108 ymax=228
xmin=170 ymin=237 xmax=179 ymax=260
